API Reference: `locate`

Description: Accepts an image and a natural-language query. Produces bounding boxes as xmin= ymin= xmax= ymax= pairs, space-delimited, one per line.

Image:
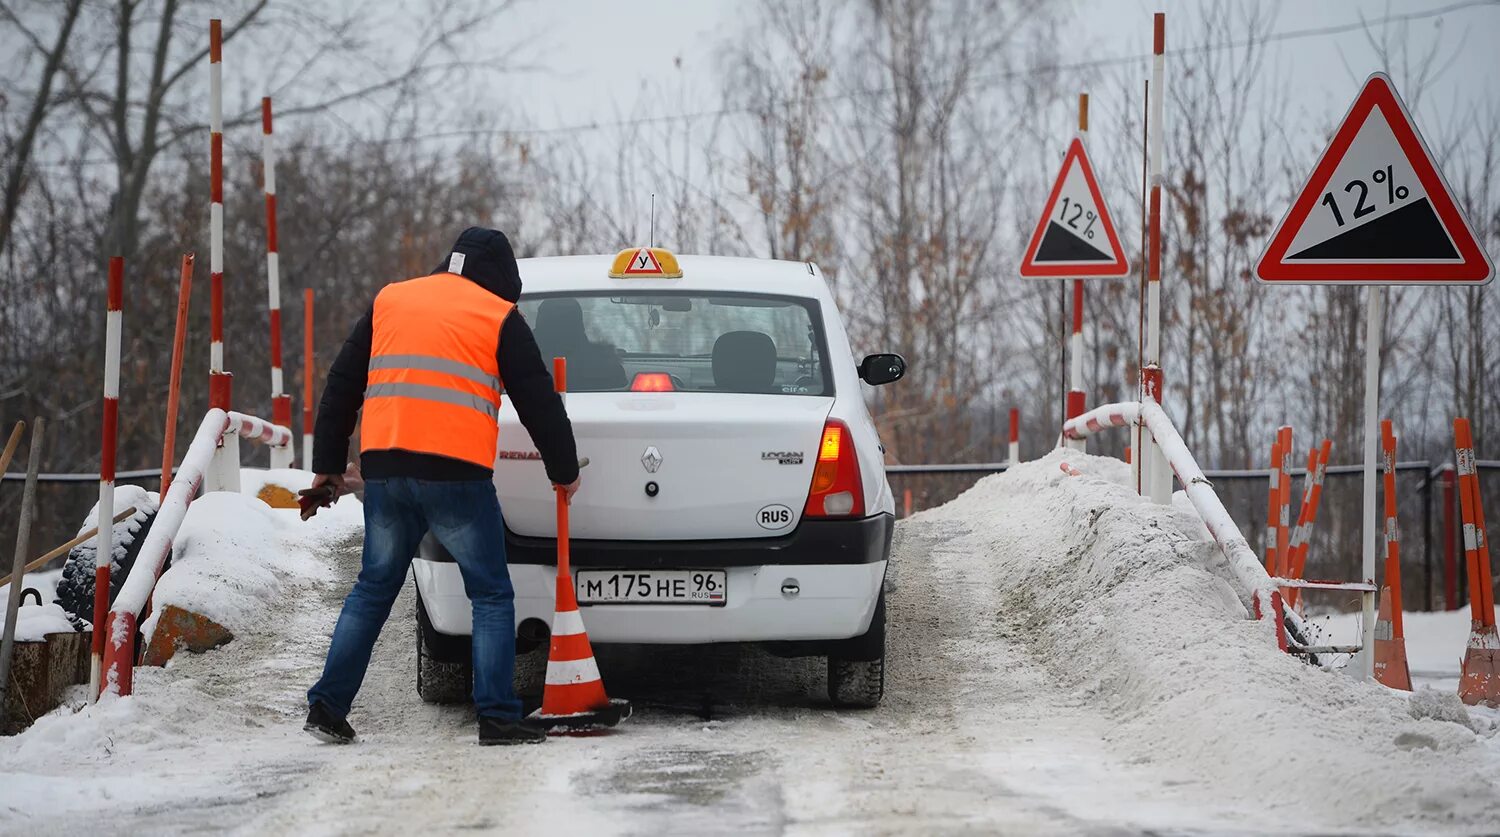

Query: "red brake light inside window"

xmin=631 ymin=372 xmax=675 ymax=392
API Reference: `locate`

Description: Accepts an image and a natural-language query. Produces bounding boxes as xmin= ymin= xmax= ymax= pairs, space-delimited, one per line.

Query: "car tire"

xmin=413 ymin=584 xmax=548 ymax=704
xmin=513 ymin=641 xmax=548 ymax=700
xmin=415 ymin=588 xmax=472 ymax=704
xmin=827 ymin=589 xmax=885 ymax=709
xmin=417 ymin=625 xmax=473 ymax=704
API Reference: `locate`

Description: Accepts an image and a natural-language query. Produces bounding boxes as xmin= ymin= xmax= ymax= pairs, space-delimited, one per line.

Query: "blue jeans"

xmin=308 ymin=477 xmax=522 ymax=720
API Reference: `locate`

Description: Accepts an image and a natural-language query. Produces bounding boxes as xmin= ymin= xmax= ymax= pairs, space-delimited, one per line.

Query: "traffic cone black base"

xmin=528 ymin=697 xmax=633 ymax=733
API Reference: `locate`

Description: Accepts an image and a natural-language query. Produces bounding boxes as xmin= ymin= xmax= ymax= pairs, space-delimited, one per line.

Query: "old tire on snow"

xmin=56 ymin=509 xmax=165 ymax=629
xmin=827 ymin=589 xmax=885 ymax=709
xmin=415 ymin=588 xmax=472 ymax=704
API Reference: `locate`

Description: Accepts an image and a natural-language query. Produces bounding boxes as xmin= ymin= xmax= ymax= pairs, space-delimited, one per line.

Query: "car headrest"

xmin=534 ymin=297 xmax=587 ymax=359
xmin=712 ymin=331 xmax=778 ymax=392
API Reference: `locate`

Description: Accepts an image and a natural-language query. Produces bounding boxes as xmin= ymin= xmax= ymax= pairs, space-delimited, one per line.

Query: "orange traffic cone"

xmin=528 ymin=359 xmax=629 ymax=732
xmin=1372 ymin=587 xmax=1411 ymax=691
xmin=529 ymin=485 xmax=631 ymax=731
xmin=1458 ymin=624 xmax=1500 ymax=708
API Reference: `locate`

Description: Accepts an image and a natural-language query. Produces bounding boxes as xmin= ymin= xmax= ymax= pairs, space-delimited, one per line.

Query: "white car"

xmin=412 ymin=248 xmax=905 ymax=708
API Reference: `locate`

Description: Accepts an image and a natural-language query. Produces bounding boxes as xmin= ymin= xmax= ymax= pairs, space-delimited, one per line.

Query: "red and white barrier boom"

xmin=262 ymin=97 xmax=292 ymax=468
xmin=100 ymin=410 xmax=292 ymax=697
xmin=90 ymin=257 xmax=124 ymax=701
xmin=1064 ymin=402 xmax=1337 ymax=656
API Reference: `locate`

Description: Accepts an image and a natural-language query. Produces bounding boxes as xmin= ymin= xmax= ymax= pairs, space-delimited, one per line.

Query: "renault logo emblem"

xmin=641 ymin=446 xmax=663 ymax=473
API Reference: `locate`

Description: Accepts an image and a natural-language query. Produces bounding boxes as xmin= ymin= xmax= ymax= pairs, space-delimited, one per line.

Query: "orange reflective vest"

xmin=360 ymin=273 xmax=513 ymax=469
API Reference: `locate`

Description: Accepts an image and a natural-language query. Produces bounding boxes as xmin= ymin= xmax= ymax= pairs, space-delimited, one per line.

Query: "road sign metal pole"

xmin=1356 ymin=286 xmax=1384 ymax=680
xmin=1066 ymin=94 xmax=1089 ymax=454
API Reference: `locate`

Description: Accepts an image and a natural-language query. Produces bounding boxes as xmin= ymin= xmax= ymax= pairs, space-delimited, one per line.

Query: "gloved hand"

xmin=298 ymin=472 xmax=345 ymax=521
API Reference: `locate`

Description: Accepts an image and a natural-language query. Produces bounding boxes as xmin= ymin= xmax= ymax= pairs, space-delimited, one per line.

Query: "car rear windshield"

xmin=517 ymin=291 xmax=831 ymax=395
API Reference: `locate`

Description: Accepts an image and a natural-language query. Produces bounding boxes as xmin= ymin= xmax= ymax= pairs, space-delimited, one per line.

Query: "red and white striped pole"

xmin=1141 ymin=12 xmax=1169 ymax=504
xmin=262 ymin=96 xmax=292 ymax=468
xmin=90 ymin=257 xmax=123 ymax=701
xmin=303 ymin=288 xmax=315 ymax=468
xmin=1008 ymin=407 xmax=1020 ymax=467
xmin=208 ymin=19 xmax=232 ymax=413
xmin=1065 ymin=94 xmax=1089 ymax=452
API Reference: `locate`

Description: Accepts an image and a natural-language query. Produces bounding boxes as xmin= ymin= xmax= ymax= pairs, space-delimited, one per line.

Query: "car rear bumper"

xmin=414 ymin=514 xmax=891 ymax=643
xmin=414 ymin=559 xmax=887 ymax=644
xmin=500 ymin=513 xmax=894 ymax=568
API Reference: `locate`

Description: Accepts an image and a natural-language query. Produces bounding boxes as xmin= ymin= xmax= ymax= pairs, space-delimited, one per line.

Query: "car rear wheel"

xmin=415 ymin=588 xmax=471 ymax=704
xmin=827 ymin=589 xmax=885 ymax=708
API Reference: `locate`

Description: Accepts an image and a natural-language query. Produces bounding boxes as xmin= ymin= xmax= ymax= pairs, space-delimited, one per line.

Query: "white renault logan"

xmin=413 ymin=248 xmax=905 ymax=708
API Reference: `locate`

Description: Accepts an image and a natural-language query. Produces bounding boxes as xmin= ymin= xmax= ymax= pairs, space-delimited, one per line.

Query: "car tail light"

xmin=805 ymin=420 xmax=864 ymax=518
xmin=631 ymin=372 xmax=675 ymax=392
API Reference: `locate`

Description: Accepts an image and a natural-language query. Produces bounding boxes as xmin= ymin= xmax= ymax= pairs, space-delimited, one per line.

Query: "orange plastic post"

xmin=161 ymin=254 xmax=194 ymax=495
xmin=1380 ymin=421 xmax=1405 ymax=636
xmin=1374 ymin=420 xmax=1412 ymax=690
xmin=1454 ymin=417 xmax=1499 ymax=706
xmin=553 ymin=356 xmax=569 ymax=577
xmin=1265 ymin=436 xmax=1281 ymax=574
xmin=1286 ymin=440 xmax=1332 ymax=610
xmin=1275 ymin=426 xmax=1293 ymax=580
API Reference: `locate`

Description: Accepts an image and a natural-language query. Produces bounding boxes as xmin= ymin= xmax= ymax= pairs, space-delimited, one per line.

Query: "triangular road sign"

xmin=622 ymin=247 xmax=665 ymax=275
xmin=1019 ymin=137 xmax=1130 ymax=278
xmin=1258 ymin=73 xmax=1493 ymax=284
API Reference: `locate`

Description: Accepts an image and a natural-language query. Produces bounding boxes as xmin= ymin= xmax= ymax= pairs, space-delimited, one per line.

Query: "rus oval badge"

xmin=756 ymin=503 xmax=794 ymax=530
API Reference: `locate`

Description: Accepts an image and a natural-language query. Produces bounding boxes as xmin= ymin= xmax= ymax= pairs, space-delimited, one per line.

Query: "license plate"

xmin=576 ymin=570 xmax=727 ymax=606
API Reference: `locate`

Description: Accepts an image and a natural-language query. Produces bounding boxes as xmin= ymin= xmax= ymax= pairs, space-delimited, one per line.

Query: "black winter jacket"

xmin=311 ymin=228 xmax=579 ymax=485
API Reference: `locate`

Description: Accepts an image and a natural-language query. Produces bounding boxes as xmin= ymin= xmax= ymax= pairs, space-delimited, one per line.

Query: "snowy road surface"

xmin=3 ymin=453 xmax=1498 ymax=835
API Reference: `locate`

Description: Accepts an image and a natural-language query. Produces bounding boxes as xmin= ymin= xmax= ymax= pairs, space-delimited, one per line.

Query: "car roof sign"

xmin=608 ymin=247 xmax=683 ymax=279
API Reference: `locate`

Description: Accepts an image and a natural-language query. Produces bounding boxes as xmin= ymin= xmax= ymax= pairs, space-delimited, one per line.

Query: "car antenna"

xmin=648 ymin=192 xmax=656 ymax=248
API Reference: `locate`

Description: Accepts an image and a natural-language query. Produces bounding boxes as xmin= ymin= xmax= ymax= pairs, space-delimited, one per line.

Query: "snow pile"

xmin=912 ymin=449 xmax=1500 ymax=832
xmin=1 ymin=601 xmax=75 ymax=642
xmin=139 ymin=469 xmax=361 ymax=642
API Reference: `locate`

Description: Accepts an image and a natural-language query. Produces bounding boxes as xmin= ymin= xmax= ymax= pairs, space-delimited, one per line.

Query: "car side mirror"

xmin=858 ymin=353 xmax=906 ymax=386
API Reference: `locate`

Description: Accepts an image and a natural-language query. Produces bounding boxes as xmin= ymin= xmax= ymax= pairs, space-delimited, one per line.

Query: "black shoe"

xmin=478 ymin=716 xmax=546 ymax=745
xmin=304 ymin=702 xmax=356 ymax=744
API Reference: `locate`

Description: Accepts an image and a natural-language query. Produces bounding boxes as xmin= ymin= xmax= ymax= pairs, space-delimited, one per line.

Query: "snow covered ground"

xmin=2 ymin=454 xmax=1497 ymax=835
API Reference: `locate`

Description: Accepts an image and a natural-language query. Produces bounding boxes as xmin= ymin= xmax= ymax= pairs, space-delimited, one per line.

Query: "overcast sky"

xmin=500 ymin=0 xmax=1499 ymax=141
